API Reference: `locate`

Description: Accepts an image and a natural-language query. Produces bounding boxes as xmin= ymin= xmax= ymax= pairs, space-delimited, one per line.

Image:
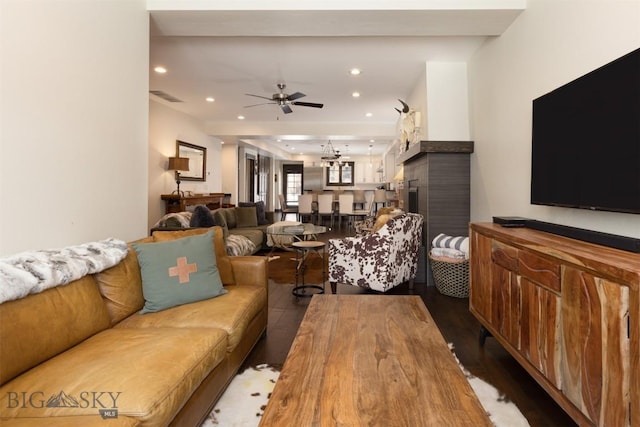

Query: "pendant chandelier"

xmin=320 ymin=141 xmax=343 ymax=167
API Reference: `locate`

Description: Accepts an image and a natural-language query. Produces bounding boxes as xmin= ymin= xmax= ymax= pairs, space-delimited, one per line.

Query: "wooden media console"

xmin=469 ymin=222 xmax=639 ymax=427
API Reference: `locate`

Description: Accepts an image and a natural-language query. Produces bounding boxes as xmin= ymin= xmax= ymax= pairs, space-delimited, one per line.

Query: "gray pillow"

xmin=211 ymin=209 xmax=229 ymax=239
xmin=239 ymin=201 xmax=269 ymax=225
xmin=222 ymin=208 xmax=237 ymax=229
xmin=236 ymin=206 xmax=258 ymax=227
xmin=190 ymin=205 xmax=215 ymax=228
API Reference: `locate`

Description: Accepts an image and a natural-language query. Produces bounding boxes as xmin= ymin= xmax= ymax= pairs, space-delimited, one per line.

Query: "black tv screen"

xmin=531 ymin=48 xmax=640 ymax=214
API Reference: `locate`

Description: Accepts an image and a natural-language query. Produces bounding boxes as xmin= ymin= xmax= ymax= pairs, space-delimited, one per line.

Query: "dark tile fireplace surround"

xmin=398 ymin=141 xmax=474 ymax=285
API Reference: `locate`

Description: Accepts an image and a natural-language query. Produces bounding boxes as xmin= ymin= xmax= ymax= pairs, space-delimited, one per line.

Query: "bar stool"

xmin=291 ymin=241 xmax=326 ymax=298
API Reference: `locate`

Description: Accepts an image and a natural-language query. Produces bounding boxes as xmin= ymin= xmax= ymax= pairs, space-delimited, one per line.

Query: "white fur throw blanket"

xmin=0 ymin=238 xmax=128 ymax=304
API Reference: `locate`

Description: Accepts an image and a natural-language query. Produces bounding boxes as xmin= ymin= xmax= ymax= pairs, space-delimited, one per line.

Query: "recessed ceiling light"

xmin=352 ymin=92 xmax=360 ymax=98
xmin=349 ymin=68 xmax=362 ymax=76
xmin=365 ymin=112 xmax=373 ymax=117
xmin=154 ymin=66 xmax=167 ymax=74
xmin=237 ymin=115 xmax=245 ymax=120
xmin=206 ymin=97 xmax=215 ymax=102
xmin=370 ymin=139 xmax=375 ymax=143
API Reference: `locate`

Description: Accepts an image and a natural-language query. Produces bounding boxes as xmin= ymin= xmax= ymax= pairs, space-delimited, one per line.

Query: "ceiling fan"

xmin=244 ymin=83 xmax=324 ymax=114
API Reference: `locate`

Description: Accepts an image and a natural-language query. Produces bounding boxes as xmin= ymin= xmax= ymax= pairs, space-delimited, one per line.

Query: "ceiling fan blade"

xmin=280 ymin=104 xmax=293 ymax=114
xmin=244 ymin=102 xmax=276 ymax=108
xmin=292 ymin=101 xmax=324 ymax=109
xmin=245 ymin=93 xmax=275 ymax=101
xmin=287 ymin=91 xmax=306 ymax=101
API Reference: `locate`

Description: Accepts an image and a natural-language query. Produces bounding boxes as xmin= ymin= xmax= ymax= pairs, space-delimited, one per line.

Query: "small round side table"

xmin=291 ymin=240 xmax=326 ymax=298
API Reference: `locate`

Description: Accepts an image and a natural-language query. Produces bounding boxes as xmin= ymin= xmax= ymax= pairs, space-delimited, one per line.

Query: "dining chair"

xmin=373 ymin=189 xmax=388 ymax=214
xmin=353 ymin=189 xmax=367 ymax=210
xmin=317 ymin=194 xmax=335 ymax=229
xmin=278 ymin=194 xmax=298 ymax=221
xmin=298 ymin=194 xmax=315 ymax=223
xmin=338 ymin=194 xmax=354 ymax=230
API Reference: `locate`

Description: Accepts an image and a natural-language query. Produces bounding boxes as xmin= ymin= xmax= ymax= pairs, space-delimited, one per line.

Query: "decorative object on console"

xmin=168 ymin=156 xmax=189 ymax=196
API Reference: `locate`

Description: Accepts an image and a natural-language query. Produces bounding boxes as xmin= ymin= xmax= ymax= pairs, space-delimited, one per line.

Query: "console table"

xmin=469 ymin=222 xmax=639 ymax=427
xmin=160 ymin=193 xmax=224 ymax=214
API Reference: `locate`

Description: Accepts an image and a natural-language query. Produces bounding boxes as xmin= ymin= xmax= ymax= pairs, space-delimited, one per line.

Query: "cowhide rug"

xmin=202 ymin=352 xmax=530 ymax=427
xmin=201 ymin=364 xmax=279 ymax=427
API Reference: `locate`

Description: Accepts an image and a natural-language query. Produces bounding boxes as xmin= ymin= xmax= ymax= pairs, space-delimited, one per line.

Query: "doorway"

xmin=282 ymin=164 xmax=303 ymax=207
xmin=245 ymin=155 xmax=256 ymax=202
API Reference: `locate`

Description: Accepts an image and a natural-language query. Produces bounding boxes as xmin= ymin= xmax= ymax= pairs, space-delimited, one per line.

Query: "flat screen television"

xmin=531 ymin=48 xmax=640 ymax=214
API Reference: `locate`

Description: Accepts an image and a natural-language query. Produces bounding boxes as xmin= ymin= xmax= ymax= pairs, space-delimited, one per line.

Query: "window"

xmin=325 ymin=162 xmax=354 ymax=186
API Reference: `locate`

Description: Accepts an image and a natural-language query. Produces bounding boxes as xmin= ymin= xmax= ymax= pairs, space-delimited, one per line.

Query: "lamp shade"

xmin=168 ymin=157 xmax=189 ymax=171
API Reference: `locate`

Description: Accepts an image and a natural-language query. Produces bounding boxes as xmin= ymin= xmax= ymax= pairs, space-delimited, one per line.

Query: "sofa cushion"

xmin=0 ymin=275 xmax=111 ymax=385
xmin=132 ymin=230 xmax=226 ymax=314
xmin=0 ymin=327 xmax=227 ymax=425
xmin=116 ymin=284 xmax=267 ymax=353
xmin=152 ymin=227 xmax=235 ymax=286
xmin=94 ymin=238 xmax=152 ymax=325
xmin=235 ymin=206 xmax=258 ymax=228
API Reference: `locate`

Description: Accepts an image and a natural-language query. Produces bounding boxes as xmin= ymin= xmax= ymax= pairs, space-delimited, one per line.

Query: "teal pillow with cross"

xmin=132 ymin=229 xmax=226 ymax=313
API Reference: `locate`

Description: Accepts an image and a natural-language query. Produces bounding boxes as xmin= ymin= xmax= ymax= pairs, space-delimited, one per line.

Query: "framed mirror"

xmin=176 ymin=140 xmax=206 ymax=181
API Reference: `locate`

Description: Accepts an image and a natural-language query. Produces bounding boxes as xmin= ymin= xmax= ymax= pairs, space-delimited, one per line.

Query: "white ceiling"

xmin=148 ymin=1 xmax=525 ymax=157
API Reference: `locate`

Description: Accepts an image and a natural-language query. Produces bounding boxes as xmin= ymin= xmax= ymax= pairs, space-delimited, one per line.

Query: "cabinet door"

xmin=469 ymin=231 xmax=493 ymax=322
xmin=561 ymin=267 xmax=630 ymax=426
xmin=520 ymin=277 xmax=561 ymax=388
xmin=491 ymin=263 xmax=521 ymax=350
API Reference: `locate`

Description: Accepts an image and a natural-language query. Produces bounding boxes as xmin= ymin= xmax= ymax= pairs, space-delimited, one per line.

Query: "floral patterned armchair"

xmin=328 ymin=213 xmax=424 ymax=293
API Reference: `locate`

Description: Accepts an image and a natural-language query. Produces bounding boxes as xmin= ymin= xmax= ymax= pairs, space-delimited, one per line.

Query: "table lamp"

xmin=168 ymin=157 xmax=189 ymax=196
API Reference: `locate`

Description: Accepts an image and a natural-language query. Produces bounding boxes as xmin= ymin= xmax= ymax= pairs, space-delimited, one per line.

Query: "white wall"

xmin=0 ymin=0 xmax=149 ymax=256
xmin=221 ymin=143 xmax=238 ymax=205
xmin=426 ymin=62 xmax=470 ymax=141
xmin=469 ymin=0 xmax=640 ymax=238
xmin=148 ymin=100 xmax=221 ymax=227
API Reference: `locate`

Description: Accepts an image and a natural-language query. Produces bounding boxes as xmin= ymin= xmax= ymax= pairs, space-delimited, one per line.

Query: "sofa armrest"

xmin=229 ymin=256 xmax=268 ymax=288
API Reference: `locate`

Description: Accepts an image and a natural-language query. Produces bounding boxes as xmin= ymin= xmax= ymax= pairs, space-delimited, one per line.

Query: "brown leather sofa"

xmin=0 ymin=227 xmax=268 ymax=426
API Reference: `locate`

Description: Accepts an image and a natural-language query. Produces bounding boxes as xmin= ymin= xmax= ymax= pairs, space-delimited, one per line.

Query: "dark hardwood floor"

xmin=244 ymin=217 xmax=577 ymax=427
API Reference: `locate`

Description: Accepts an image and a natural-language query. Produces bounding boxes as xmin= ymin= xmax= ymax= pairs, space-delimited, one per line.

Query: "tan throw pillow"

xmin=236 ymin=206 xmax=258 ymax=227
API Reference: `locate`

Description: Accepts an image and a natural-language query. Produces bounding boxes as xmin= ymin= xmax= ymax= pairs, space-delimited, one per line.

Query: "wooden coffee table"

xmin=259 ymin=295 xmax=492 ymax=426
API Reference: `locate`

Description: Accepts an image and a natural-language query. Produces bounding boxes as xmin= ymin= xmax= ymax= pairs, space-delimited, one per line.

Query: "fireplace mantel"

xmin=398 ymin=141 xmax=474 ymax=165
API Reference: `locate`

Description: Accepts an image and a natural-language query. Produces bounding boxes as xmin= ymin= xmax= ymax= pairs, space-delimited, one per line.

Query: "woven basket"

xmin=429 ymin=254 xmax=469 ymax=298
